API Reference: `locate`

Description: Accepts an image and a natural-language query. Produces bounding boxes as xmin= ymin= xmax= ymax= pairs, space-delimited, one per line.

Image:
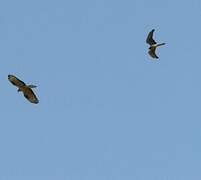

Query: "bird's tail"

xmin=28 ymin=85 xmax=37 ymax=89
xmin=156 ymin=43 xmax=165 ymax=47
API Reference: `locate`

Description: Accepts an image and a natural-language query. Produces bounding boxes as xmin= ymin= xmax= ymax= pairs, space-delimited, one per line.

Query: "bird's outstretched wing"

xmin=148 ymin=48 xmax=159 ymax=59
xmin=23 ymin=87 xmax=39 ymax=104
xmin=146 ymin=29 xmax=157 ymax=45
xmin=8 ymin=74 xmax=26 ymax=87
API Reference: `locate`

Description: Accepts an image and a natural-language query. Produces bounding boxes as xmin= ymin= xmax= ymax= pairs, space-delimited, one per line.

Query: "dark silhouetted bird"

xmin=146 ymin=29 xmax=165 ymax=59
xmin=8 ymin=74 xmax=39 ymax=104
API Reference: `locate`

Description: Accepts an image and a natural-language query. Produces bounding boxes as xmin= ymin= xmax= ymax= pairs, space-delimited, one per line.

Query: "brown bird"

xmin=146 ymin=29 xmax=165 ymax=59
xmin=8 ymin=74 xmax=39 ymax=104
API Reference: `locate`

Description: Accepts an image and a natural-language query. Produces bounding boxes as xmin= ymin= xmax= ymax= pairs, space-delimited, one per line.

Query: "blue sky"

xmin=1 ymin=0 xmax=201 ymax=179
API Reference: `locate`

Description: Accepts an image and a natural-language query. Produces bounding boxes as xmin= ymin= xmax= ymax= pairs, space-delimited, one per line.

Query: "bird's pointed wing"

xmin=146 ymin=29 xmax=157 ymax=45
xmin=23 ymin=87 xmax=39 ymax=104
xmin=148 ymin=48 xmax=159 ymax=59
xmin=8 ymin=75 xmax=26 ymax=87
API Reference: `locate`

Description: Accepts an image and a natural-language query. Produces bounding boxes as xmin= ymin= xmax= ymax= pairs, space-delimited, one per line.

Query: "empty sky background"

xmin=1 ymin=0 xmax=201 ymax=179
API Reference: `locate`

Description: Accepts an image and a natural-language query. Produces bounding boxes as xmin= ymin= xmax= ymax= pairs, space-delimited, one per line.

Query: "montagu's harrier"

xmin=146 ymin=29 xmax=165 ymax=59
xmin=8 ymin=74 xmax=39 ymax=104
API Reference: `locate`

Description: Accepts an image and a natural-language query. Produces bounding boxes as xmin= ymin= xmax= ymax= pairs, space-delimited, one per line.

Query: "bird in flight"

xmin=146 ymin=29 xmax=165 ymax=59
xmin=8 ymin=74 xmax=39 ymax=104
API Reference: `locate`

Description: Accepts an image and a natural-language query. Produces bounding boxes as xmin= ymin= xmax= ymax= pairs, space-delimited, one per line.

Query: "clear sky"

xmin=1 ymin=0 xmax=201 ymax=179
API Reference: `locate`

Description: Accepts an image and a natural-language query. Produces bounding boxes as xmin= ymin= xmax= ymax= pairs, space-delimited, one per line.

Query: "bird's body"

xmin=8 ymin=74 xmax=39 ymax=104
xmin=146 ymin=29 xmax=165 ymax=59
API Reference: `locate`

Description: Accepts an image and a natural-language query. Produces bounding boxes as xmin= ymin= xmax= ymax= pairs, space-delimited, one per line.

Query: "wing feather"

xmin=146 ymin=29 xmax=157 ymax=45
xmin=23 ymin=87 xmax=39 ymax=104
xmin=148 ymin=48 xmax=159 ymax=59
xmin=8 ymin=75 xmax=26 ymax=87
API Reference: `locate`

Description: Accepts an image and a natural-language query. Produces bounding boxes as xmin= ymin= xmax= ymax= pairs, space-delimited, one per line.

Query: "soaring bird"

xmin=8 ymin=74 xmax=39 ymax=104
xmin=146 ymin=29 xmax=165 ymax=59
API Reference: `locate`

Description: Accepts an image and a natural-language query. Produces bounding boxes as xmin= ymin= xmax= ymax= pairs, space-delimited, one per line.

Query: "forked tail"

xmin=156 ymin=43 xmax=165 ymax=47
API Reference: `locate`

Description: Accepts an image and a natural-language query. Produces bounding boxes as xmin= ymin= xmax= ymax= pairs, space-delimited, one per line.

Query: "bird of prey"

xmin=146 ymin=29 xmax=165 ymax=59
xmin=8 ymin=74 xmax=39 ymax=104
